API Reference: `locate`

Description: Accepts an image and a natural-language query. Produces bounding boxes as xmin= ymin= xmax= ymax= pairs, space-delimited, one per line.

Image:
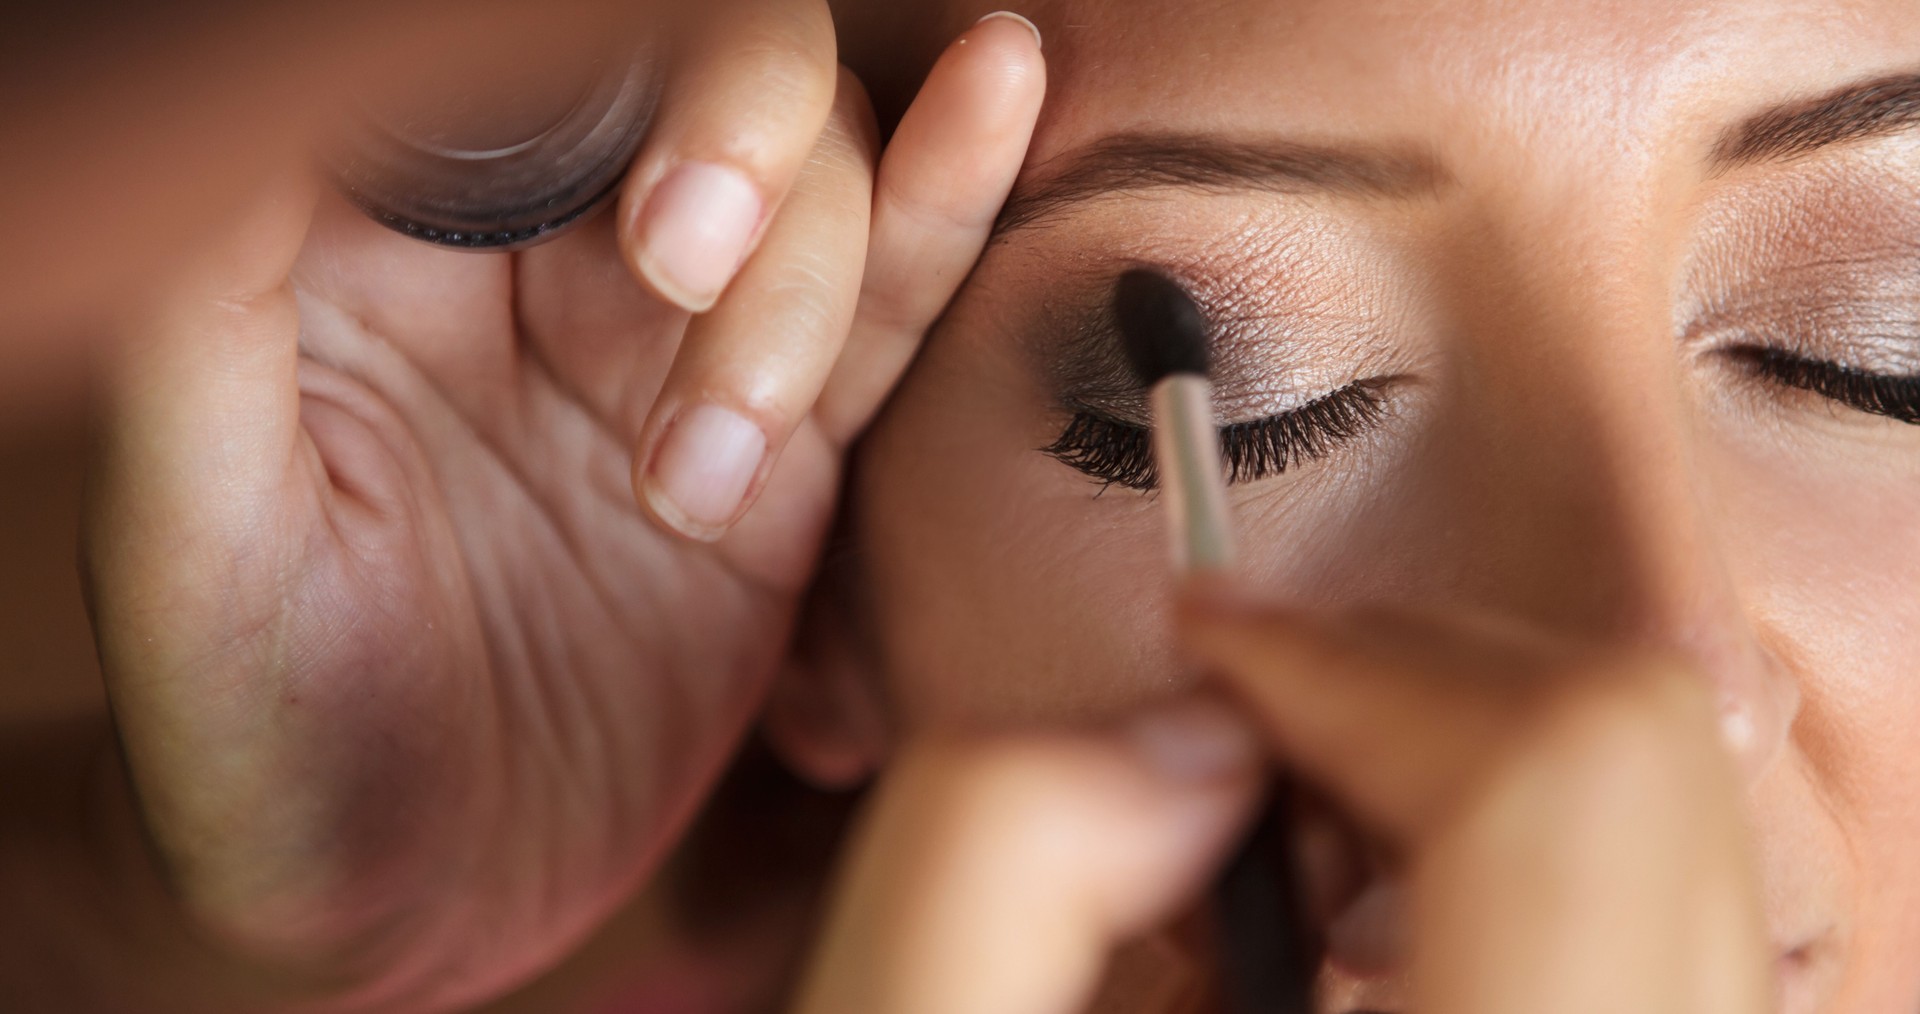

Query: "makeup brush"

xmin=1113 ymin=268 xmax=1317 ymax=1014
xmin=1113 ymin=268 xmax=1235 ymax=573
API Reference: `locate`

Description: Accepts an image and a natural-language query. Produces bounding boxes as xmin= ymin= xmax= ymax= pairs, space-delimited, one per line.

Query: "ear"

xmin=761 ymin=570 xmax=893 ymax=791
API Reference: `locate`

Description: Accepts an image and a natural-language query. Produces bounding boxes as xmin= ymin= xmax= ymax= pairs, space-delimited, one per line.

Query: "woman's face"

xmin=832 ymin=1 xmax=1920 ymax=1010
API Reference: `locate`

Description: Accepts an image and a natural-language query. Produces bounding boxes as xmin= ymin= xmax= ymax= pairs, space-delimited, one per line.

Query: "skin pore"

xmin=787 ymin=1 xmax=1920 ymax=1011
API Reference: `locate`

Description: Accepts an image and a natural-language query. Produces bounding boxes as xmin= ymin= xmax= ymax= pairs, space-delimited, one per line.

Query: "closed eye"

xmin=1726 ymin=345 xmax=1920 ymax=424
xmin=1042 ymin=380 xmax=1387 ymax=491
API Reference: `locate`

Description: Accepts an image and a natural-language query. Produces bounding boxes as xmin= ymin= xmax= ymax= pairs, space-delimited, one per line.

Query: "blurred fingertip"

xmin=1121 ymin=694 xmax=1263 ymax=784
xmin=1173 ymin=577 xmax=1272 ymax=628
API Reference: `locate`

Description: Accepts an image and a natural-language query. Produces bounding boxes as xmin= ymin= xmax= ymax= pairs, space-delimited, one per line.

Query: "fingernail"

xmin=634 ymin=161 xmax=763 ymax=312
xmin=642 ymin=404 xmax=767 ymax=541
xmin=975 ymin=10 xmax=1043 ymax=48
xmin=1124 ymin=698 xmax=1261 ymax=783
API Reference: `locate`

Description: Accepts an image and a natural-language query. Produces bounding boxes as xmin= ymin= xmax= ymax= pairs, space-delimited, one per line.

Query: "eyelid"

xmin=1684 ymin=293 xmax=1920 ymax=378
xmin=1051 ymin=318 xmax=1399 ymax=428
xmin=1038 ymin=258 xmax=1407 ymax=420
xmin=1679 ymin=218 xmax=1920 ymax=359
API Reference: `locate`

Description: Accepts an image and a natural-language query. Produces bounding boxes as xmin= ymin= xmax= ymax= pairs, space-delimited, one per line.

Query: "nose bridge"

xmin=1433 ymin=221 xmax=1795 ymax=777
xmin=1443 ymin=226 xmax=1719 ymax=643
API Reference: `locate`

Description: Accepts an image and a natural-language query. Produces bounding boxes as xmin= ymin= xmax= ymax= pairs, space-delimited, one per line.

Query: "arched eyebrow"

xmin=991 ymin=132 xmax=1447 ymax=240
xmin=995 ymin=71 xmax=1920 ymax=241
xmin=1711 ymin=70 xmax=1920 ymax=171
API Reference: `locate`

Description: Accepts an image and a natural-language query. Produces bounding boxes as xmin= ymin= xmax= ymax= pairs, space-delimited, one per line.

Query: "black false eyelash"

xmin=1729 ymin=346 xmax=1920 ymax=424
xmin=1043 ymin=382 xmax=1386 ymax=491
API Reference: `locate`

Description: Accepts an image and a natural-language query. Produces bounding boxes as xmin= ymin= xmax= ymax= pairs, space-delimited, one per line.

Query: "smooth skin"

xmin=60 ymin=14 xmax=1044 ymax=1012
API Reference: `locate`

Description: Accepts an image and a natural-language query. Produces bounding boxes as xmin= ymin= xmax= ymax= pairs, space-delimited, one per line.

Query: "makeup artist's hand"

xmin=795 ymin=595 xmax=1772 ymax=1014
xmin=77 ymin=15 xmax=1043 ymax=1011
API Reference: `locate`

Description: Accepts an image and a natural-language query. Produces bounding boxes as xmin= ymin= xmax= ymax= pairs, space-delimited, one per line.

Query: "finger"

xmin=1176 ymin=593 xmax=1543 ymax=836
xmin=794 ymin=700 xmax=1262 ymax=1014
xmin=617 ymin=0 xmax=839 ymax=312
xmin=1176 ymin=591 xmax=1726 ymax=836
xmin=90 ymin=174 xmax=316 ymax=571
xmin=83 ymin=174 xmax=315 ymax=822
xmin=817 ymin=11 xmax=1047 ymax=445
xmin=632 ymin=70 xmax=875 ymax=542
xmin=1179 ymin=594 xmax=1772 ymax=1014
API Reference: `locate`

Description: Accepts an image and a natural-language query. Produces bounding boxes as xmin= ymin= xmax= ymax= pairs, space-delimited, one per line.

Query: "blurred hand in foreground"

xmin=796 ymin=591 xmax=1771 ymax=1014
xmin=79 ymin=12 xmax=1045 ymax=1010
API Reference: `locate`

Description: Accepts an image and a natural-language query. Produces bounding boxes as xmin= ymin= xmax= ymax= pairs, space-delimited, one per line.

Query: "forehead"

xmin=1019 ymin=0 xmax=1920 ymax=173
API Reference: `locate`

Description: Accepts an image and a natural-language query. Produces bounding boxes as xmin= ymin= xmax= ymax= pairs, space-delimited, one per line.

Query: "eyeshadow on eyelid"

xmin=963 ymin=196 xmax=1430 ymax=423
xmin=1029 ymin=270 xmax=1405 ymax=425
xmin=1682 ymin=230 xmax=1920 ymax=374
xmin=1680 ymin=161 xmax=1920 ymax=359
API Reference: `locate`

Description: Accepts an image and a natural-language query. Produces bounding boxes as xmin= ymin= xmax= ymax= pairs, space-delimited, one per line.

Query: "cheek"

xmin=853 ymin=345 xmax=1182 ymax=728
xmin=1723 ymin=438 xmax=1920 ymax=989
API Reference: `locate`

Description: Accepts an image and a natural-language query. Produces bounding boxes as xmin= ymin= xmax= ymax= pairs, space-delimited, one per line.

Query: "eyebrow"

xmin=998 ymin=71 xmax=1920 ymax=241
xmin=1712 ymin=71 xmax=1920 ymax=170
xmin=992 ymin=132 xmax=1446 ymax=239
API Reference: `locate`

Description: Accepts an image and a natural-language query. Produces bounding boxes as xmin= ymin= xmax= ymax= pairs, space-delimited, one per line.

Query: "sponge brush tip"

xmin=1114 ymin=268 xmax=1210 ymax=386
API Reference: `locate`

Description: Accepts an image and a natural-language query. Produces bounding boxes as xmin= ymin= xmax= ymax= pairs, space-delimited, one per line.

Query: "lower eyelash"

xmin=1728 ymin=345 xmax=1920 ymax=424
xmin=1042 ymin=382 xmax=1387 ymax=491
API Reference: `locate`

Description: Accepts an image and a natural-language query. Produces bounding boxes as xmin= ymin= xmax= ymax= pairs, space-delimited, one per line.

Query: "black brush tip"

xmin=1113 ymin=268 xmax=1210 ymax=386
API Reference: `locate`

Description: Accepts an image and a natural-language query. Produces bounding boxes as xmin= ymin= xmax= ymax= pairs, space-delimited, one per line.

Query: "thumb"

xmin=84 ymin=172 xmax=315 ymax=703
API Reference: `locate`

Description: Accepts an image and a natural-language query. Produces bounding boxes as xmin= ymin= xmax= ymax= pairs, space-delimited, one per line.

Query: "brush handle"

xmin=1216 ymin=784 xmax=1321 ymax=1014
xmin=1148 ymin=370 xmax=1313 ymax=1009
xmin=1151 ymin=375 xmax=1235 ymax=574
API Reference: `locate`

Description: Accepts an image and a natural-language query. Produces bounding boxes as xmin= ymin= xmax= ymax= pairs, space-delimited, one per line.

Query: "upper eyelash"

xmin=1042 ymin=382 xmax=1386 ymax=491
xmin=1728 ymin=345 xmax=1920 ymax=424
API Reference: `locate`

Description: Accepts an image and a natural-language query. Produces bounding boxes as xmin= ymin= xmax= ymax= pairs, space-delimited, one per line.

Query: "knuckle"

xmin=662 ymin=8 xmax=839 ymax=174
xmin=874 ymin=167 xmax=994 ymax=234
xmin=789 ymin=80 xmax=875 ymax=187
xmin=760 ymin=208 xmax=866 ymax=298
xmin=752 ymin=0 xmax=839 ymax=62
xmin=727 ymin=20 xmax=837 ymax=117
xmin=897 ymin=736 xmax=1068 ymax=848
xmin=787 ymin=72 xmax=877 ymax=210
xmin=1533 ymin=653 xmax=1709 ymax=765
xmin=799 ymin=136 xmax=875 ymax=199
xmin=850 ymin=285 xmax=930 ymax=346
xmin=1419 ymin=649 xmax=1714 ymax=829
xmin=819 ymin=67 xmax=881 ymax=164
xmin=759 ymin=276 xmax=843 ymax=346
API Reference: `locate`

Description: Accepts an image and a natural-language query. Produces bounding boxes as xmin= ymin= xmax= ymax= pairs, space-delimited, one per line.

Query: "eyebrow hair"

xmin=1712 ymin=71 xmax=1920 ymax=169
xmin=995 ymin=72 xmax=1920 ymax=241
xmin=992 ymin=132 xmax=1447 ymax=239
